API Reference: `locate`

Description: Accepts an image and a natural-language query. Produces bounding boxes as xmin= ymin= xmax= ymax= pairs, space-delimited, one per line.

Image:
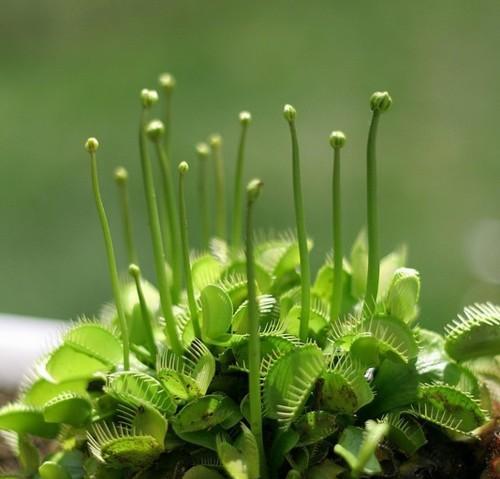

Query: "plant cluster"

xmin=0 ymin=75 xmax=499 ymax=479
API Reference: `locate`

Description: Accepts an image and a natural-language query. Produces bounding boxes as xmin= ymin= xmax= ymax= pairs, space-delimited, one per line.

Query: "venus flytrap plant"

xmin=1 ymin=80 xmax=499 ymax=479
xmin=284 ymin=104 xmax=311 ymax=342
xmin=158 ymin=72 xmax=176 ymax=153
xmin=85 ymin=137 xmax=130 ymax=370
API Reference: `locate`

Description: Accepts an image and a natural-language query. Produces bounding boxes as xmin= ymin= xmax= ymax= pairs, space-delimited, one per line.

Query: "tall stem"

xmin=210 ymin=134 xmax=226 ymax=240
xmin=138 ymin=91 xmax=183 ymax=354
xmin=85 ymin=139 xmax=130 ymax=370
xmin=231 ymin=112 xmax=251 ymax=256
xmin=246 ymin=179 xmax=267 ymax=478
xmin=196 ymin=143 xmax=210 ymax=249
xmin=178 ymin=162 xmax=201 ymax=338
xmin=129 ymin=264 xmax=157 ymax=357
xmin=114 ymin=167 xmax=138 ymax=266
xmin=284 ymin=105 xmax=310 ymax=342
xmin=362 ymin=91 xmax=392 ymax=318
xmin=330 ymin=131 xmax=346 ymax=322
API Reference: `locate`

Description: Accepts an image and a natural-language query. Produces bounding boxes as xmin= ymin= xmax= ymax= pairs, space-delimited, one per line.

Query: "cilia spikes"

xmin=1 ymin=78 xmax=499 ymax=479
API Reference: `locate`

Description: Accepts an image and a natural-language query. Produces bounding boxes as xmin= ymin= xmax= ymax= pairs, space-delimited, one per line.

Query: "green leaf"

xmin=172 ymin=394 xmax=241 ymax=433
xmin=43 ymin=392 xmax=92 ymax=426
xmin=232 ymin=295 xmax=280 ymax=334
xmin=105 ymin=372 xmax=176 ymax=416
xmin=385 ymin=267 xmax=420 ymax=322
xmin=293 ymin=411 xmax=337 ymax=446
xmin=263 ymin=344 xmax=325 ymax=428
xmin=269 ymin=429 xmax=299 ymax=474
xmin=38 ymin=461 xmax=71 ymax=479
xmin=22 ymin=378 xmax=89 ymax=407
xmin=201 ymin=285 xmax=233 ymax=343
xmin=306 ymin=460 xmax=344 ymax=479
xmin=445 ymin=303 xmax=500 ymax=361
xmin=63 ymin=322 xmax=122 ymax=366
xmin=0 ymin=404 xmax=59 ymax=438
xmin=191 ymin=254 xmax=223 ymax=291
xmin=320 ymin=356 xmax=374 ymax=414
xmin=382 ymin=412 xmax=426 ymax=456
xmin=118 ymin=403 xmax=168 ymax=446
xmin=45 ymin=344 xmax=110 ymax=382
xmin=411 ymin=383 xmax=487 ymax=434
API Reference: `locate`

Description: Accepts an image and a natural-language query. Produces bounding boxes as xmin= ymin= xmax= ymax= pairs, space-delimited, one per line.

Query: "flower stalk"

xmin=85 ymin=138 xmax=130 ymax=370
xmin=114 ymin=167 xmax=138 ymax=266
xmin=362 ymin=92 xmax=392 ymax=318
xmin=284 ymin=104 xmax=311 ymax=342
xmin=196 ymin=142 xmax=210 ymax=249
xmin=178 ymin=161 xmax=201 ymax=338
xmin=329 ymin=131 xmax=346 ymax=323
xmin=210 ymin=134 xmax=226 ymax=240
xmin=231 ymin=111 xmax=252 ymax=256
xmin=138 ymin=89 xmax=183 ymax=355
xmin=246 ymin=178 xmax=267 ymax=478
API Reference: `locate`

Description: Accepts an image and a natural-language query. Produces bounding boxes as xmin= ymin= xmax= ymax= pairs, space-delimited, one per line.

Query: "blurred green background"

xmin=1 ymin=1 xmax=499 ymax=330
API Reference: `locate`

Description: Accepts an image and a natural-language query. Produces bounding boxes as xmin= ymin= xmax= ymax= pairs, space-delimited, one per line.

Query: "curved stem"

xmin=246 ymin=180 xmax=268 ymax=478
xmin=178 ymin=163 xmax=201 ymax=338
xmin=153 ymin=142 xmax=182 ymax=303
xmin=331 ymin=147 xmax=343 ymax=322
xmin=287 ymin=116 xmax=311 ymax=342
xmin=129 ymin=264 xmax=157 ymax=357
xmin=231 ymin=118 xmax=250 ymax=255
xmin=88 ymin=148 xmax=130 ymax=370
xmin=114 ymin=168 xmax=139 ymax=266
xmin=138 ymin=110 xmax=183 ymax=354
xmin=362 ymin=111 xmax=381 ymax=318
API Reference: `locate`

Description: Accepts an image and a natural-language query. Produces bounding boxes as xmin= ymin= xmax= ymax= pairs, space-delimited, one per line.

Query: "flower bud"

xmin=283 ymin=104 xmax=297 ymax=122
xmin=114 ymin=167 xmax=128 ymax=183
xmin=370 ymin=91 xmax=392 ymax=112
xmin=146 ymin=119 xmax=165 ymax=142
xmin=239 ymin=111 xmax=252 ymax=125
xmin=247 ymin=178 xmax=263 ymax=202
xmin=158 ymin=72 xmax=176 ymax=90
xmin=128 ymin=263 xmax=141 ymax=278
xmin=196 ymin=142 xmax=210 ymax=157
xmin=140 ymin=88 xmax=159 ymax=108
xmin=329 ymin=130 xmax=347 ymax=149
xmin=85 ymin=137 xmax=99 ymax=153
xmin=178 ymin=161 xmax=189 ymax=174
xmin=209 ymin=133 xmax=222 ymax=148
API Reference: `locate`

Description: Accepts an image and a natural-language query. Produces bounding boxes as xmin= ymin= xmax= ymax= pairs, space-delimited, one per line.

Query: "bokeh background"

xmin=1 ymin=0 xmax=499 ymax=331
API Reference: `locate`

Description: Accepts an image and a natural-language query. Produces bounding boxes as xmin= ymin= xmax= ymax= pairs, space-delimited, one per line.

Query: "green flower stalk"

xmin=178 ymin=161 xmax=201 ymax=338
xmin=246 ymin=178 xmax=267 ymax=478
xmin=196 ymin=142 xmax=210 ymax=249
xmin=146 ymin=119 xmax=183 ymax=304
xmin=283 ymin=104 xmax=311 ymax=342
xmin=138 ymin=89 xmax=183 ymax=355
xmin=128 ymin=263 xmax=157 ymax=357
xmin=362 ymin=91 xmax=392 ymax=318
xmin=85 ymin=138 xmax=130 ymax=370
xmin=158 ymin=72 xmax=176 ymax=154
xmin=114 ymin=167 xmax=139 ymax=266
xmin=231 ymin=111 xmax=252 ymax=256
xmin=210 ymin=133 xmax=226 ymax=240
xmin=329 ymin=131 xmax=346 ymax=323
